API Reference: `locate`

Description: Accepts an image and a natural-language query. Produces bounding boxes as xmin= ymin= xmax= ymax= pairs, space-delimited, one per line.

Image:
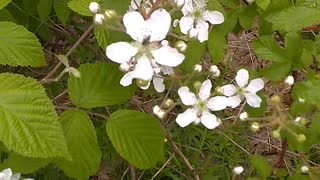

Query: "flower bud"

xmin=153 ymin=105 xmax=166 ymax=119
xmin=233 ymin=166 xmax=244 ymax=175
xmin=163 ymin=98 xmax=174 ymax=109
xmin=239 ymin=112 xmax=248 ymax=121
xmin=246 ymin=0 xmax=254 ymax=4
xmin=284 ymin=75 xmax=294 ymax=86
xmin=174 ymin=0 xmax=185 ymax=8
xmin=94 ymin=14 xmax=105 ymax=24
xmin=161 ymin=40 xmax=169 ymax=46
xmin=173 ymin=19 xmax=179 ymax=28
xmin=272 ymin=130 xmax=281 ymax=139
xmin=250 ymin=122 xmax=260 ymax=132
xmin=301 ymin=165 xmax=309 ymax=173
xmin=214 ymin=86 xmax=223 ymax=95
xmin=193 ymin=81 xmax=202 ymax=90
xmin=210 ymin=65 xmax=220 ymax=77
xmin=193 ymin=64 xmax=202 ymax=72
xmin=294 ymin=116 xmax=302 ymax=124
xmin=271 ymin=95 xmax=281 ymax=104
xmin=89 ymin=2 xmax=100 ymax=14
xmin=105 ymin=10 xmax=117 ymax=19
xmin=136 ymin=79 xmax=149 ymax=88
xmin=175 ymin=41 xmax=187 ymax=52
xmin=296 ymin=134 xmax=306 ymax=142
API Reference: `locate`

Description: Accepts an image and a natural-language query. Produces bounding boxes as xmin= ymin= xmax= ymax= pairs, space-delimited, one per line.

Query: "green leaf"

xmin=291 ymin=80 xmax=320 ymax=106
xmin=37 ymin=0 xmax=53 ymax=20
xmin=0 ymin=22 xmax=46 ymax=67
xmin=238 ymin=6 xmax=257 ymax=30
xmin=250 ymin=155 xmax=272 ymax=178
xmin=0 ymin=153 xmax=50 ymax=174
xmin=255 ymin=0 xmax=270 ymax=10
xmin=68 ymin=63 xmax=136 ymax=108
xmin=265 ymin=6 xmax=320 ymax=32
xmin=101 ymin=0 xmax=130 ymax=14
xmin=180 ymin=40 xmax=206 ymax=71
xmin=0 ymin=0 xmax=12 ymax=10
xmin=207 ymin=29 xmax=227 ymax=64
xmin=94 ymin=26 xmax=130 ymax=49
xmin=56 ymin=110 xmax=101 ymax=180
xmin=260 ymin=62 xmax=291 ymax=81
xmin=0 ymin=73 xmax=69 ymax=159
xmin=68 ymin=0 xmax=101 ymax=16
xmin=253 ymin=36 xmax=288 ymax=63
xmin=53 ymin=0 xmax=71 ymax=25
xmin=106 ymin=110 xmax=165 ymax=169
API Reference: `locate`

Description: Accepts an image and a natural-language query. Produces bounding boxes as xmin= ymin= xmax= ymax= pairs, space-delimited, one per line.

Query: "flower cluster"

xmin=90 ymin=1 xmax=265 ymax=129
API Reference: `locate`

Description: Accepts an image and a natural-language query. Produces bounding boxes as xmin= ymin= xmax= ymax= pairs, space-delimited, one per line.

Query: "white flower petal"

xmin=236 ymin=69 xmax=249 ymax=87
xmin=245 ymin=92 xmax=262 ymax=108
xmin=178 ymin=86 xmax=197 ymax=106
xmin=153 ymin=76 xmax=165 ymax=93
xmin=148 ymin=9 xmax=171 ymax=42
xmin=123 ymin=11 xmax=145 ymax=42
xmin=203 ymin=10 xmax=224 ymax=25
xmin=227 ymin=95 xmax=242 ymax=108
xmin=152 ymin=46 xmax=185 ymax=67
xmin=120 ymin=72 xmax=134 ymax=87
xmin=246 ymin=78 xmax=264 ymax=94
xmin=200 ymin=111 xmax=221 ymax=129
xmin=0 ymin=168 xmax=12 ymax=179
xmin=196 ymin=20 xmax=209 ymax=42
xmin=181 ymin=0 xmax=193 ymax=15
xmin=106 ymin=42 xmax=138 ymax=64
xmin=179 ymin=16 xmax=194 ymax=34
xmin=131 ymin=56 xmax=154 ymax=81
xmin=207 ymin=96 xmax=228 ymax=111
xmin=220 ymin=84 xmax=237 ymax=96
xmin=140 ymin=80 xmax=151 ymax=90
xmin=11 ymin=173 xmax=21 ymax=180
xmin=176 ymin=108 xmax=198 ymax=127
xmin=199 ymin=79 xmax=212 ymax=100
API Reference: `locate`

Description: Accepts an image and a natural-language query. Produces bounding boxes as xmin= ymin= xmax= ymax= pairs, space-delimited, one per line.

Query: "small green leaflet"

xmin=68 ymin=63 xmax=136 ymax=108
xmin=0 ymin=73 xmax=70 ymax=159
xmin=106 ymin=110 xmax=165 ymax=169
xmin=0 ymin=22 xmax=46 ymax=67
xmin=56 ymin=110 xmax=101 ymax=180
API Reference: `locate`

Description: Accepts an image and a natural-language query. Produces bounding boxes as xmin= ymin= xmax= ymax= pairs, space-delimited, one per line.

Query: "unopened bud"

xmin=94 ymin=14 xmax=105 ymax=24
xmin=233 ymin=166 xmax=244 ymax=175
xmin=173 ymin=19 xmax=179 ymax=27
xmin=250 ymin=122 xmax=260 ymax=132
xmin=301 ymin=165 xmax=309 ymax=173
xmin=214 ymin=86 xmax=223 ymax=95
xmin=175 ymin=41 xmax=187 ymax=52
xmin=193 ymin=64 xmax=202 ymax=72
xmin=89 ymin=2 xmax=100 ymax=14
xmin=161 ymin=40 xmax=169 ymax=46
xmin=136 ymin=79 xmax=149 ymax=88
xmin=174 ymin=0 xmax=185 ymax=8
xmin=163 ymin=98 xmax=174 ymax=109
xmin=246 ymin=0 xmax=254 ymax=4
xmin=210 ymin=65 xmax=220 ymax=77
xmin=296 ymin=134 xmax=306 ymax=142
xmin=284 ymin=75 xmax=294 ymax=86
xmin=105 ymin=10 xmax=117 ymax=19
xmin=271 ymin=95 xmax=281 ymax=104
xmin=153 ymin=105 xmax=166 ymax=119
xmin=193 ymin=81 xmax=202 ymax=90
xmin=272 ymin=130 xmax=281 ymax=139
xmin=239 ymin=112 xmax=248 ymax=121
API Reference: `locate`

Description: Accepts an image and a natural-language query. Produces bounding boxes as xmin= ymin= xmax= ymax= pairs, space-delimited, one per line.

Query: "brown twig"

xmin=41 ymin=24 xmax=94 ymax=84
xmin=129 ymin=165 xmax=136 ymax=180
xmin=160 ymin=122 xmax=200 ymax=180
xmin=277 ymin=138 xmax=288 ymax=167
